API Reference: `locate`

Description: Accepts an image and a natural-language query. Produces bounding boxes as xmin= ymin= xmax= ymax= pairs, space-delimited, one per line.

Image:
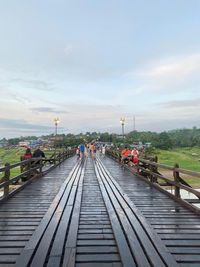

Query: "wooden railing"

xmin=106 ymin=149 xmax=200 ymax=214
xmin=0 ymin=149 xmax=75 ymax=201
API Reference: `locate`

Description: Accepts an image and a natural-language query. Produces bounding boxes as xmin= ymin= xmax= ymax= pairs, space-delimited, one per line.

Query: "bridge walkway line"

xmin=101 ymin=154 xmax=200 ymax=266
xmin=14 ymin=155 xmax=177 ymax=267
xmin=0 ymin=156 xmax=77 ymax=267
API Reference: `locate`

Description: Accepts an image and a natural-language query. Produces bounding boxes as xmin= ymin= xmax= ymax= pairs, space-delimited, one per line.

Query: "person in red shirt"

xmin=121 ymin=147 xmax=131 ymax=166
xmin=23 ymin=148 xmax=33 ymax=159
xmin=131 ymin=147 xmax=138 ymax=165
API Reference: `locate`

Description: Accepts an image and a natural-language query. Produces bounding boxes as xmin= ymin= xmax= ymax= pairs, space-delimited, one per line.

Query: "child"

xmin=76 ymin=147 xmax=80 ymax=160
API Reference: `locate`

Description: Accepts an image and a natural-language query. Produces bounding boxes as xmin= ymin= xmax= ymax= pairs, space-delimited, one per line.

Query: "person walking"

xmin=102 ymin=144 xmax=106 ymax=157
xmin=76 ymin=147 xmax=80 ymax=160
xmin=80 ymin=144 xmax=85 ymax=159
xmin=92 ymin=144 xmax=97 ymax=160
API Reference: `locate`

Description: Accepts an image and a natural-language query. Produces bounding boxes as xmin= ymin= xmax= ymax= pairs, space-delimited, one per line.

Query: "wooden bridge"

xmin=0 ymin=151 xmax=200 ymax=266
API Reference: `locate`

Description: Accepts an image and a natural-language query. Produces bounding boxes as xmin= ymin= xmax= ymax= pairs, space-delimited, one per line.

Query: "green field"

xmin=0 ymin=147 xmax=59 ymax=180
xmin=149 ymin=147 xmax=200 ymax=186
xmin=150 ymin=147 xmax=200 ymax=172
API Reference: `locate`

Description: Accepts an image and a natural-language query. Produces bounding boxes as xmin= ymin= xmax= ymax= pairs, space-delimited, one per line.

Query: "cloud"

xmin=125 ymin=54 xmax=200 ymax=93
xmin=0 ymin=118 xmax=53 ymax=132
xmin=144 ymin=55 xmax=200 ymax=78
xmin=9 ymin=92 xmax=30 ymax=105
xmin=31 ymin=107 xmax=69 ymax=114
xmin=161 ymin=98 xmax=200 ymax=108
xmin=9 ymin=79 xmax=55 ymax=91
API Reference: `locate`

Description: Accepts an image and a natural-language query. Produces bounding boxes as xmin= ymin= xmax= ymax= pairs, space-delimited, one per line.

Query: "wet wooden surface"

xmin=0 ymin=154 xmax=200 ymax=266
xmin=0 ymin=156 xmax=77 ymax=267
xmin=101 ymin=155 xmax=200 ymax=266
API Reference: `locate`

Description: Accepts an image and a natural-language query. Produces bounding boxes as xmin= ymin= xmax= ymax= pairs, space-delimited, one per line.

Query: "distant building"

xmin=145 ymin=142 xmax=151 ymax=147
xmin=0 ymin=142 xmax=8 ymax=148
xmin=18 ymin=141 xmax=30 ymax=147
xmin=48 ymin=137 xmax=63 ymax=141
xmin=30 ymin=140 xmax=43 ymax=148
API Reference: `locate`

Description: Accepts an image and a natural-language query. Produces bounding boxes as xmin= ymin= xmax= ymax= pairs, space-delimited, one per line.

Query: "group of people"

xmin=23 ymin=147 xmax=45 ymax=159
xmin=121 ymin=147 xmax=139 ymax=167
xmin=76 ymin=143 xmax=106 ymax=160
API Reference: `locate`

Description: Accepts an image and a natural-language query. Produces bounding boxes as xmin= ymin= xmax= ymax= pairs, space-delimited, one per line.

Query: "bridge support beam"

xmin=174 ymin=163 xmax=180 ymax=198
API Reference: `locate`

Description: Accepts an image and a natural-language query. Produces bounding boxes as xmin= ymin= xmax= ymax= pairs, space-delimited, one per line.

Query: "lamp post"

xmin=120 ymin=118 xmax=125 ymax=138
xmin=54 ymin=118 xmax=59 ymax=137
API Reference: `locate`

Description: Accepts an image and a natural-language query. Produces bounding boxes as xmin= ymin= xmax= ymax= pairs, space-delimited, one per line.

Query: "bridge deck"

xmin=0 ymin=157 xmax=76 ymax=267
xmin=101 ymin=156 xmax=200 ymax=266
xmin=0 ymin=155 xmax=199 ymax=266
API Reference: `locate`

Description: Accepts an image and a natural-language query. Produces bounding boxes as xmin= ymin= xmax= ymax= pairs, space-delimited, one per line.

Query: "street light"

xmin=120 ymin=118 xmax=125 ymax=138
xmin=54 ymin=118 xmax=59 ymax=136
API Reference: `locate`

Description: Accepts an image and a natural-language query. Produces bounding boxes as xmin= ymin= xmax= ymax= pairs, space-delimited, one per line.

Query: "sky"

xmin=0 ymin=0 xmax=200 ymax=138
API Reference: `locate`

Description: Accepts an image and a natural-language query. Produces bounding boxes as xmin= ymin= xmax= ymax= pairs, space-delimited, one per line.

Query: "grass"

xmin=150 ymin=147 xmax=200 ymax=171
xmin=149 ymin=147 xmax=200 ymax=186
xmin=0 ymin=147 xmax=60 ymax=180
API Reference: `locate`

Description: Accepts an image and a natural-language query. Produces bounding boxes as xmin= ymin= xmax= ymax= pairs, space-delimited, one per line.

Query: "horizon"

xmin=1 ymin=126 xmax=199 ymax=140
xmin=1 ymin=1 xmax=200 ymax=138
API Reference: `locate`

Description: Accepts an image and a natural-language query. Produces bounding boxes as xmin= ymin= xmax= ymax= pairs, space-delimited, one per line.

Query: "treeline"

xmin=126 ymin=127 xmax=200 ymax=149
xmin=1 ymin=127 xmax=200 ymax=150
xmin=96 ymin=128 xmax=200 ymax=149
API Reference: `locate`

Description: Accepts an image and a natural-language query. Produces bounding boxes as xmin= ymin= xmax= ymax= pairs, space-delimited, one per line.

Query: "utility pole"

xmin=133 ymin=116 xmax=135 ymax=131
xmin=120 ymin=118 xmax=125 ymax=138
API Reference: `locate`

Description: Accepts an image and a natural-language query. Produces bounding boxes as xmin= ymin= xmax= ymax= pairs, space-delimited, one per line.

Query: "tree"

xmin=157 ymin=132 xmax=172 ymax=150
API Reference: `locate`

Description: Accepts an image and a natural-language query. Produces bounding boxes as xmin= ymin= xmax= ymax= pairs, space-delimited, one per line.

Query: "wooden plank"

xmin=77 ymin=239 xmax=116 ymax=246
xmin=0 ymin=226 xmax=36 ymax=231
xmin=0 ymin=236 xmax=30 ymax=241
xmin=62 ymin=160 xmax=85 ymax=267
xmin=94 ymin=163 xmax=137 ymax=266
xmin=164 ymin=240 xmax=200 ymax=246
xmin=0 ymin=241 xmax=26 ymax=247
xmin=97 ymin=160 xmax=173 ymax=266
xmin=29 ymin=164 xmax=82 ymax=267
xmin=168 ymin=247 xmax=200 ymax=253
xmin=76 ymin=254 xmax=121 ymax=262
xmin=174 ymin=254 xmax=200 ymax=261
xmin=76 ymin=263 xmax=122 ymax=267
xmin=14 ymin=161 xmax=81 ymax=267
xmin=156 ymin=229 xmax=200 ymax=234
xmin=159 ymin=234 xmax=200 ymax=240
xmin=103 ymin=155 xmax=200 ymax=266
xmin=0 ymin=231 xmax=33 ymax=236
xmin=79 ymin=225 xmax=111 ymax=229
xmin=0 ymin=248 xmax=22 ymax=254
xmin=96 ymin=158 xmax=178 ymax=267
xmin=77 ymin=246 xmax=118 ymax=254
xmin=0 ymin=255 xmax=17 ymax=263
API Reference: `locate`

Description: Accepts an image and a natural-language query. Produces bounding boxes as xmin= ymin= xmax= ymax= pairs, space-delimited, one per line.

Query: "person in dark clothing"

xmin=32 ymin=147 xmax=45 ymax=175
xmin=33 ymin=147 xmax=45 ymax=158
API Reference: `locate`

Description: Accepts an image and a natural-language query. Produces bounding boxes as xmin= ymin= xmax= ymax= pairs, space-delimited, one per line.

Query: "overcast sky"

xmin=0 ymin=0 xmax=200 ymax=138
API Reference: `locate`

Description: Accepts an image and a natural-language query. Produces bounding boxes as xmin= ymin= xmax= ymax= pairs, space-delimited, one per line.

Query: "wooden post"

xmin=174 ymin=163 xmax=180 ymax=198
xmin=4 ymin=163 xmax=10 ymax=196
xmin=27 ymin=160 xmax=31 ymax=180
xmin=149 ymin=161 xmax=153 ymax=183
xmin=54 ymin=152 xmax=56 ymax=165
xmin=58 ymin=152 xmax=61 ymax=164
xmin=136 ymin=158 xmax=140 ymax=173
xmin=39 ymin=159 xmax=42 ymax=174
xmin=153 ymin=156 xmax=158 ymax=183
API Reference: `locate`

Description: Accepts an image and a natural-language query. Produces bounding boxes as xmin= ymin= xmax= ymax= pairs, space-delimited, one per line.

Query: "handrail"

xmin=0 ymin=149 xmax=75 ymax=200
xmin=138 ymin=158 xmax=200 ymax=178
xmin=106 ymin=149 xmax=200 ymax=213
